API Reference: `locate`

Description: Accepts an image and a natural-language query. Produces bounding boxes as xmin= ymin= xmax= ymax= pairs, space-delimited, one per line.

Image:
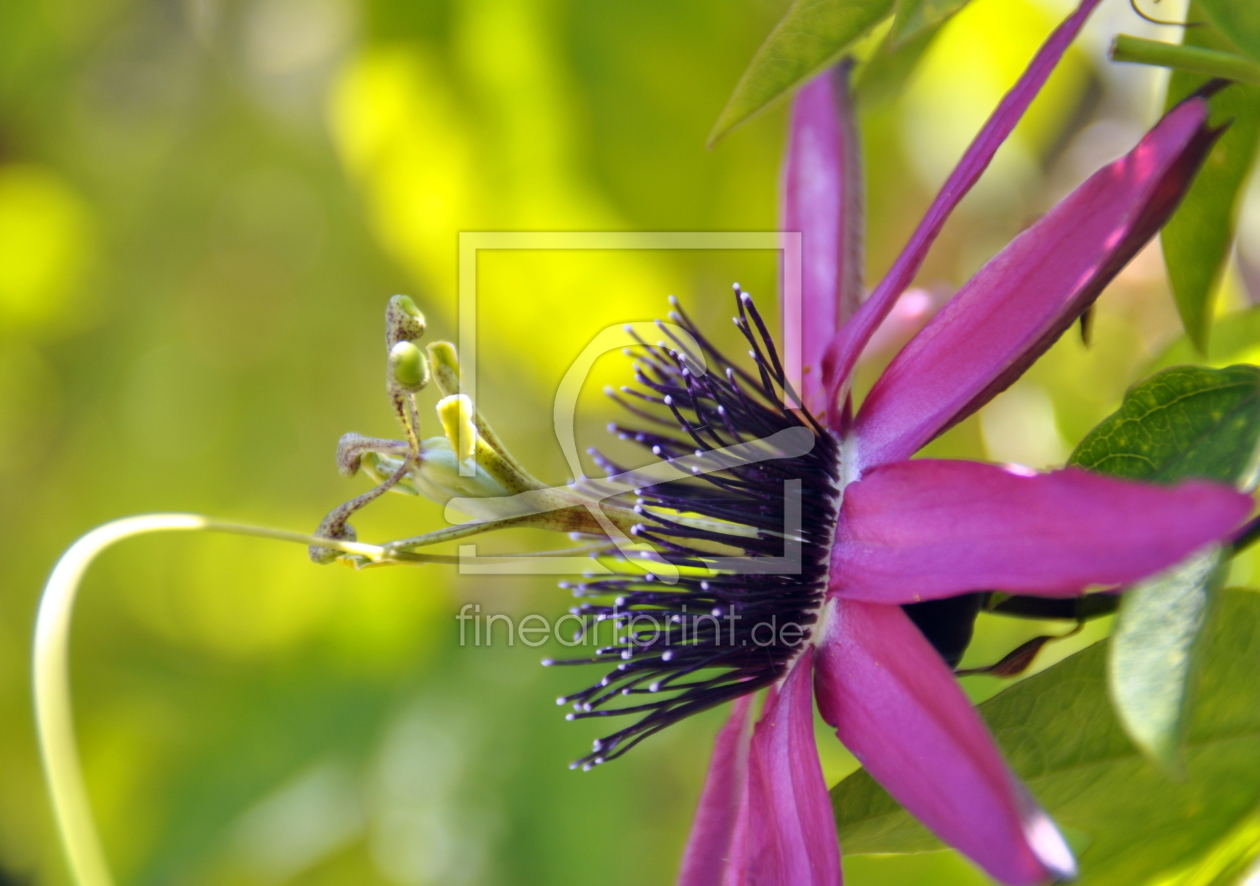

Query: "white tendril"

xmin=33 ymin=514 xmax=412 ymax=886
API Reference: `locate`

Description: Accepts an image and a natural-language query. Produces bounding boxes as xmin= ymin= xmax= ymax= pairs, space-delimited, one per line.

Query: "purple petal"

xmin=678 ymin=694 xmax=755 ymax=886
xmin=781 ymin=61 xmax=864 ymax=418
xmin=720 ymin=765 xmax=751 ymax=886
xmin=745 ymin=649 xmax=842 ymax=886
xmin=851 ymin=97 xmax=1219 ymax=466
xmin=815 ymin=598 xmax=1075 ymax=886
xmin=830 ymin=459 xmax=1252 ymax=603
xmin=817 ymin=0 xmax=1103 ymax=424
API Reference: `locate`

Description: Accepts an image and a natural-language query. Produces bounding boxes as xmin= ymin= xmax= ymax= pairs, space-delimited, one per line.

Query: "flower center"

xmin=545 ymin=287 xmax=843 ymax=769
xmin=313 ymin=289 xmax=845 ymax=769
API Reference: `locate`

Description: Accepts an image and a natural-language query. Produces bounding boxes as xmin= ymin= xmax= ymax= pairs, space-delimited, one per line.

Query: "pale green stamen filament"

xmin=315 ymin=298 xmax=816 ymax=580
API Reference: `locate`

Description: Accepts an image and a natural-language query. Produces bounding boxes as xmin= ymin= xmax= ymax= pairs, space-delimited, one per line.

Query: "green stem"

xmin=32 ymin=515 xmax=449 ymax=886
xmin=1110 ymin=34 xmax=1260 ymax=85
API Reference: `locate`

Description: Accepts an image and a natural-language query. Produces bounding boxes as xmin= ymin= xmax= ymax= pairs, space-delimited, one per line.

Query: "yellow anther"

xmin=426 ymin=341 xmax=461 ymax=395
xmin=437 ymin=394 xmax=477 ymax=462
xmin=422 ymin=341 xmax=547 ymax=489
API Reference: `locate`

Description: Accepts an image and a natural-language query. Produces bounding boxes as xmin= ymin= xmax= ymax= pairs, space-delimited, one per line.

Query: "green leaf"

xmin=887 ymin=0 xmax=970 ymax=48
xmin=1157 ymin=811 xmax=1260 ymax=886
xmin=855 ymin=12 xmax=941 ymax=105
xmin=832 ymin=590 xmax=1260 ymax=884
xmin=1067 ymin=364 xmax=1260 ymax=487
xmin=1198 ymin=0 xmax=1260 ymax=64
xmin=708 ymin=0 xmax=894 ymax=145
xmin=1160 ymin=7 xmax=1260 ymax=351
xmin=1107 ymin=547 xmax=1228 ymax=774
xmin=1068 ymin=365 xmax=1260 ymax=773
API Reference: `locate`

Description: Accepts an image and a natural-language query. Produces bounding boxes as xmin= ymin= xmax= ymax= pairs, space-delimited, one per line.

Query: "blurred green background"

xmin=3 ymin=0 xmax=1259 ymax=884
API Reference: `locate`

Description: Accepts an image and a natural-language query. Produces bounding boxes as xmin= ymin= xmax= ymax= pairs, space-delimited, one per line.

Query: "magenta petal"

xmin=815 ymin=598 xmax=1075 ymax=886
xmin=781 ymin=61 xmax=864 ymax=417
xmin=745 ymin=649 xmax=842 ymax=886
xmin=830 ymin=460 xmax=1252 ymax=603
xmin=818 ymin=0 xmax=1102 ymax=423
xmin=721 ymin=761 xmax=751 ymax=886
xmin=851 ymin=97 xmax=1218 ymax=466
xmin=678 ymin=694 xmax=755 ymax=886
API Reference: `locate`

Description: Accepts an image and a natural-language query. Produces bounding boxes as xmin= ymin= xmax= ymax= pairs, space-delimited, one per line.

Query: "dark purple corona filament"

xmin=545 ymin=287 xmax=841 ymax=770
